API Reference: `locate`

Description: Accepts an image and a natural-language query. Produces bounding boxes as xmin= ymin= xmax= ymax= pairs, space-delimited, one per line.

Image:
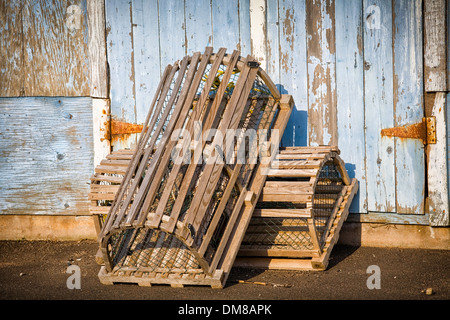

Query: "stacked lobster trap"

xmin=90 ymin=48 xmax=358 ymax=288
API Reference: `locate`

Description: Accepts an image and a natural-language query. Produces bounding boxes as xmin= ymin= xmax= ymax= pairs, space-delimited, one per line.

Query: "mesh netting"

xmin=108 ymin=228 xmax=201 ymax=273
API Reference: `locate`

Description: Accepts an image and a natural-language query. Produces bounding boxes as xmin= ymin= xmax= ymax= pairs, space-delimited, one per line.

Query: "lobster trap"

xmin=90 ymin=48 xmax=357 ymax=288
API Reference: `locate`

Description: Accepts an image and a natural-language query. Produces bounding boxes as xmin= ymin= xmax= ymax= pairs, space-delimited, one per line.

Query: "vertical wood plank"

xmin=265 ymin=0 xmax=280 ymax=88
xmin=0 ymin=0 xmax=22 ymax=96
xmin=427 ymin=93 xmax=449 ymax=226
xmin=335 ymin=0 xmax=367 ymax=213
xmin=279 ymin=0 xmax=309 ymax=148
xmin=306 ymin=0 xmax=337 ymax=147
xmin=393 ymin=0 xmax=425 ymax=214
xmin=158 ymin=0 xmax=186 ymax=71
xmin=105 ymin=0 xmax=136 ymax=149
xmin=212 ymin=0 xmax=240 ymax=50
xmin=132 ymin=0 xmax=160 ymax=124
xmin=92 ymin=98 xmax=111 ymax=168
xmin=185 ymin=0 xmax=212 ymax=54
xmin=238 ymin=0 xmax=252 ymax=56
xmin=87 ymin=0 xmax=108 ymax=98
xmin=22 ymin=0 xmax=90 ymax=96
xmin=423 ymin=0 xmax=447 ymax=92
xmin=250 ymin=0 xmax=267 ymax=70
xmin=363 ymin=0 xmax=396 ymax=212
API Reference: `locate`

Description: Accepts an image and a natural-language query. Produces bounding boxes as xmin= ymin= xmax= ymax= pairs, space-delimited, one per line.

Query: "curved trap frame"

xmin=94 ymin=48 xmax=294 ymax=287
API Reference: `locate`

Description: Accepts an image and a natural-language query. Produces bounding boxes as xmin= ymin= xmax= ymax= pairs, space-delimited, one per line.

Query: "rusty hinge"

xmin=110 ymin=120 xmax=144 ymax=135
xmin=381 ymin=117 xmax=436 ymax=145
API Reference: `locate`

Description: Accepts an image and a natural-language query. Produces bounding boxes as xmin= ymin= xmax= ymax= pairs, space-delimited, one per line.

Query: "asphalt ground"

xmin=0 ymin=240 xmax=448 ymax=317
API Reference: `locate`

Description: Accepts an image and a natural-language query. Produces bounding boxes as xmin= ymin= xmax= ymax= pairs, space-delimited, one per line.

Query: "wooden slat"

xmin=143 ymin=48 xmax=215 ymax=228
xmin=100 ymin=64 xmax=176 ymax=237
xmin=260 ymin=193 xmax=312 ymax=203
xmin=218 ymin=95 xmax=293 ymax=283
xmin=94 ymin=165 xmax=127 ymax=175
xmin=125 ymin=54 xmax=199 ymax=227
xmin=159 ymin=48 xmax=229 ymax=233
xmin=182 ymin=54 xmax=257 ymax=236
xmin=90 ymin=174 xmax=123 ymax=184
xmin=252 ymin=208 xmax=311 ymax=218
xmin=197 ymin=97 xmax=279 ymax=255
xmin=100 ymin=159 xmax=132 ymax=167
xmin=266 ymin=168 xmax=317 ymax=177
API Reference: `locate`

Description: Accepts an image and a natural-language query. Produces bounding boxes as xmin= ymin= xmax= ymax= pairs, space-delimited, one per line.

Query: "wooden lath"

xmin=97 ymin=48 xmax=288 ymax=283
xmin=91 ymin=146 xmax=359 ymax=285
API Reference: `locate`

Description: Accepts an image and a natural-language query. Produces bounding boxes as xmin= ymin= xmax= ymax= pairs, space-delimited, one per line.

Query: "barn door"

xmin=364 ymin=0 xmax=425 ymax=214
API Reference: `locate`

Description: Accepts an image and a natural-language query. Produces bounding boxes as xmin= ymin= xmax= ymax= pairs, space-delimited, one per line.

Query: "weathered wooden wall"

xmin=0 ymin=0 xmax=447 ymax=225
xmin=0 ymin=97 xmax=94 ymax=215
xmin=104 ymin=0 xmax=448 ymax=221
xmin=0 ymin=0 xmax=90 ymax=96
xmin=0 ymin=0 xmax=93 ymax=216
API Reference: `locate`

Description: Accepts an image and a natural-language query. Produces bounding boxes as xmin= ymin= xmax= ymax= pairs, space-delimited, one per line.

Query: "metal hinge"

xmin=380 ymin=117 xmax=436 ymax=145
xmin=110 ymin=120 xmax=144 ymax=135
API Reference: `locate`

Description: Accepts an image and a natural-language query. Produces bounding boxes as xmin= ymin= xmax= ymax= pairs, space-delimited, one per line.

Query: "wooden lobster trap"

xmin=236 ymin=146 xmax=358 ymax=271
xmin=94 ymin=48 xmax=294 ymax=288
xmin=90 ymin=48 xmax=357 ymax=288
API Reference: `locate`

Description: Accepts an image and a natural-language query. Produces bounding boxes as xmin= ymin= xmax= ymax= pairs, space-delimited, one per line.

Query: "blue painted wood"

xmin=158 ymin=0 xmax=186 ymax=69
xmin=393 ymin=0 xmax=424 ymax=214
xmin=278 ymin=0 xmax=308 ymax=148
xmin=238 ymin=0 xmax=252 ymax=56
xmin=306 ymin=0 xmax=337 ymax=147
xmin=266 ymin=0 xmax=280 ymax=88
xmin=185 ymin=0 xmax=213 ymax=54
xmin=363 ymin=0 xmax=396 ymax=212
xmin=212 ymin=0 xmax=240 ymax=50
xmin=132 ymin=0 xmax=161 ymax=125
xmin=335 ymin=0 xmax=367 ymax=213
xmin=105 ymin=0 xmax=136 ymax=150
xmin=0 ymin=97 xmax=93 ymax=215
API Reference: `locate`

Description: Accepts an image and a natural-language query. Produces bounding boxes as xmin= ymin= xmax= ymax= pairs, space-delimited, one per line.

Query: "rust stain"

xmin=381 ymin=117 xmax=436 ymax=144
xmin=110 ymin=119 xmax=143 ymax=135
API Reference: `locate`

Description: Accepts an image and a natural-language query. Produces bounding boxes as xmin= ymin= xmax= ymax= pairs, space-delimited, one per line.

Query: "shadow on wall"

xmin=277 ymin=85 xmax=308 ymax=148
xmin=276 ymin=85 xmax=363 ymax=248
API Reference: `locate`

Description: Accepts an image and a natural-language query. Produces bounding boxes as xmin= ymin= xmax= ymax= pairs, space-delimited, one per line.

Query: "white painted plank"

xmin=335 ymin=0 xmax=367 ymax=213
xmin=92 ymin=98 xmax=111 ymax=168
xmin=250 ymin=0 xmax=266 ymax=70
xmin=428 ymin=93 xmax=449 ymax=226
xmin=393 ymin=0 xmax=425 ymax=214
xmin=363 ymin=0 xmax=396 ymax=212
xmin=279 ymin=0 xmax=308 ymax=148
